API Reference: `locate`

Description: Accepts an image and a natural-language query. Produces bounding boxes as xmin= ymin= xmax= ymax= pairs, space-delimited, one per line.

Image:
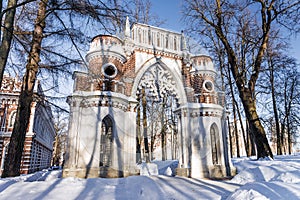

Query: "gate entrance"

xmin=135 ymin=63 xmax=179 ymax=162
xmin=63 ymin=19 xmax=235 ymax=179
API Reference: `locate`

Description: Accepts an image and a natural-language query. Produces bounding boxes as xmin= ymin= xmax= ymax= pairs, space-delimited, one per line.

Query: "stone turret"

xmin=190 ymin=55 xmax=220 ymax=105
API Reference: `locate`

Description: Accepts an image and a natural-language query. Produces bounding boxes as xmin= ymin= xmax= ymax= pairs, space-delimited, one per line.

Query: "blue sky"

xmin=151 ymin=0 xmax=183 ymax=32
xmin=150 ymin=0 xmax=300 ymax=60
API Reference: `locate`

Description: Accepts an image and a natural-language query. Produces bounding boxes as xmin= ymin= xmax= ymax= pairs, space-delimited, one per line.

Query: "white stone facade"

xmin=63 ymin=18 xmax=235 ymax=178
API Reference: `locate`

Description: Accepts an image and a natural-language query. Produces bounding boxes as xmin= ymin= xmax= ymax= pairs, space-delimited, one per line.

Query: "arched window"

xmin=1 ymin=142 xmax=9 ymax=169
xmin=0 ymin=108 xmax=6 ymax=131
xmin=100 ymin=115 xmax=113 ymax=167
xmin=8 ymin=111 xmax=17 ymax=127
xmin=210 ymin=123 xmax=219 ymax=165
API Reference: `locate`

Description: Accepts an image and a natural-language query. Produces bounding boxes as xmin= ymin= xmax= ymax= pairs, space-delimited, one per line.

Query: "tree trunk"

xmin=1 ymin=0 xmax=48 ymax=178
xmin=246 ymin=119 xmax=256 ymax=156
xmin=235 ymin=101 xmax=248 ymax=156
xmin=227 ymin=116 xmax=233 ymax=158
xmin=150 ymin=129 xmax=155 ymax=160
xmin=240 ymin=89 xmax=273 ymax=159
xmin=284 ymin=77 xmax=296 ymax=155
xmin=230 ymin=84 xmax=240 ymax=157
xmin=0 ymin=0 xmax=18 ymax=88
xmin=287 ymin=116 xmax=292 ymax=154
xmin=233 ymin=101 xmax=240 ymax=157
xmin=142 ymin=88 xmax=150 ymax=162
xmin=161 ymin=98 xmax=166 ymax=161
xmin=136 ymin=97 xmax=141 ymax=163
xmin=269 ymin=61 xmax=282 ymax=155
xmin=150 ymin=101 xmax=155 ymax=160
xmin=228 ymin=64 xmax=240 ymax=157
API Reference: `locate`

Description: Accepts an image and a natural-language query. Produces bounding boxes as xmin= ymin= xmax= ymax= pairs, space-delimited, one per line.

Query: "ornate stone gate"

xmin=63 ymin=18 xmax=235 ymax=178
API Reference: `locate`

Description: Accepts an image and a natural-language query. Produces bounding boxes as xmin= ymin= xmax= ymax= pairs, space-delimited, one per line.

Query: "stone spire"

xmin=125 ymin=16 xmax=130 ymax=38
xmin=123 ymin=16 xmax=134 ymax=58
xmin=181 ymin=30 xmax=188 ymax=51
xmin=181 ymin=30 xmax=191 ymax=66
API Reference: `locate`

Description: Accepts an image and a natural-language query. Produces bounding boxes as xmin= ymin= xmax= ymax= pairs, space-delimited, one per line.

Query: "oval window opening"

xmin=102 ymin=63 xmax=117 ymax=78
xmin=104 ymin=65 xmax=115 ymax=76
xmin=203 ymin=80 xmax=214 ymax=92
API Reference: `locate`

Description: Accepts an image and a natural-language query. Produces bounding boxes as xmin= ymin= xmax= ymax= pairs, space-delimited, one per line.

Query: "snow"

xmin=137 ymin=160 xmax=178 ymax=176
xmin=1 ymin=154 xmax=300 ymax=200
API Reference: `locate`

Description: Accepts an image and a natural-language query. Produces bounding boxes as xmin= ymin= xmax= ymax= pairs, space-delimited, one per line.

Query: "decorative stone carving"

xmin=137 ymin=64 xmax=179 ymax=101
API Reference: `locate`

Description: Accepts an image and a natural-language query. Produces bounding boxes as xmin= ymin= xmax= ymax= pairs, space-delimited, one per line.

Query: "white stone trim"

xmin=203 ymin=80 xmax=214 ymax=92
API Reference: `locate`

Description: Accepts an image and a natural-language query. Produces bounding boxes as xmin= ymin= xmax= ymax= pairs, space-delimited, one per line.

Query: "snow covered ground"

xmin=0 ymin=154 xmax=300 ymax=200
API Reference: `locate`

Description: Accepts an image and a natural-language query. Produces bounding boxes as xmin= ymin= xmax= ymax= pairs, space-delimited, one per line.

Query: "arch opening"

xmin=100 ymin=115 xmax=114 ymax=167
xmin=210 ymin=123 xmax=220 ymax=165
xmin=135 ymin=62 xmax=180 ymax=162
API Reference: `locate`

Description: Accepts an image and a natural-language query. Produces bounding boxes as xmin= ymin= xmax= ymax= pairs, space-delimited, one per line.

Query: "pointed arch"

xmin=1 ymin=142 xmax=9 ymax=169
xmin=210 ymin=123 xmax=220 ymax=165
xmin=100 ymin=115 xmax=114 ymax=167
xmin=8 ymin=110 xmax=17 ymax=127
xmin=131 ymin=58 xmax=187 ymax=104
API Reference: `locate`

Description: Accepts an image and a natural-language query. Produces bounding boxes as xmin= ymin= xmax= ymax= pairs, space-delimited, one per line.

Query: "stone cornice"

xmin=175 ymin=103 xmax=224 ymax=118
xmin=68 ymin=91 xmax=138 ymax=112
xmin=134 ymin=46 xmax=183 ymax=59
xmin=86 ymin=50 xmax=127 ymax=63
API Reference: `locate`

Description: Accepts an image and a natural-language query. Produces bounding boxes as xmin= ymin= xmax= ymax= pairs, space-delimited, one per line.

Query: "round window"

xmin=102 ymin=63 xmax=117 ymax=78
xmin=203 ymin=80 xmax=214 ymax=92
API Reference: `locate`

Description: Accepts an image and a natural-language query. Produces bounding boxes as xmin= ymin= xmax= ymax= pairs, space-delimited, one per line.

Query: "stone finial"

xmin=125 ymin=16 xmax=130 ymax=38
xmin=181 ymin=30 xmax=191 ymax=66
xmin=181 ymin=30 xmax=188 ymax=51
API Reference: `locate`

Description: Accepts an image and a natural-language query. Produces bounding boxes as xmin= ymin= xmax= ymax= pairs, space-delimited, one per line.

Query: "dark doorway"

xmin=100 ymin=115 xmax=113 ymax=167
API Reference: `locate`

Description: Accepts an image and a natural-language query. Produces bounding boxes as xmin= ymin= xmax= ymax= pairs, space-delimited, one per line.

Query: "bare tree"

xmin=0 ymin=0 xmax=18 ymax=88
xmin=1 ymin=0 xmax=134 ymax=177
xmin=52 ymin=107 xmax=68 ymax=167
xmin=279 ymin=61 xmax=299 ymax=154
xmin=228 ymin=64 xmax=240 ymax=157
xmin=265 ymin=42 xmax=286 ymax=155
xmin=183 ymin=0 xmax=300 ymax=159
xmin=136 ymin=96 xmax=142 ymax=163
xmin=258 ymin=38 xmax=300 ymax=155
xmin=2 ymin=0 xmax=48 ymax=178
xmin=130 ymin=0 xmax=164 ymax=26
xmin=141 ymin=88 xmax=150 ymax=162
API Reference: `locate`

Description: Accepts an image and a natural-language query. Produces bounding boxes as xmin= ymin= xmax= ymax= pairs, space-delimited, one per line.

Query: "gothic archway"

xmin=1 ymin=142 xmax=9 ymax=170
xmin=210 ymin=123 xmax=220 ymax=165
xmin=134 ymin=60 xmax=182 ymax=161
xmin=131 ymin=59 xmax=187 ymax=104
xmin=100 ymin=115 xmax=114 ymax=167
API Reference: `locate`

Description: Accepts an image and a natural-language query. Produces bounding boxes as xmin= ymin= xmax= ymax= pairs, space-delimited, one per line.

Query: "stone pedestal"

xmin=176 ymin=168 xmax=191 ymax=177
xmin=99 ymin=167 xmax=140 ymax=178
